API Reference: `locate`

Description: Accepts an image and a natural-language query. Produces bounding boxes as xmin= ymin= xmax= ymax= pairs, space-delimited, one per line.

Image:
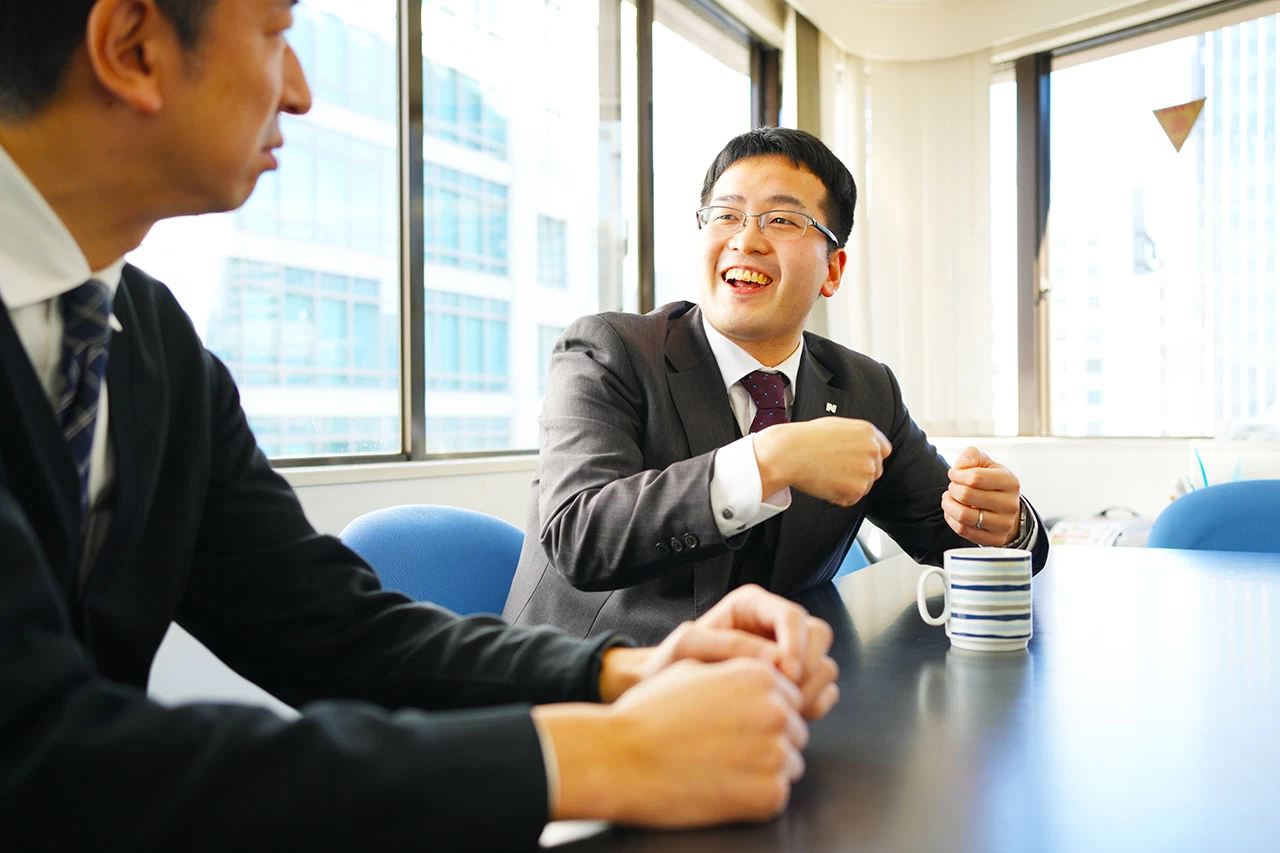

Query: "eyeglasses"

xmin=695 ymin=205 xmax=839 ymax=245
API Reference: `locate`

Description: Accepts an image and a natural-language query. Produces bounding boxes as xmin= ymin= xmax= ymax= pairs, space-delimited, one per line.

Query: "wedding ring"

xmin=976 ymin=510 xmax=984 ymax=530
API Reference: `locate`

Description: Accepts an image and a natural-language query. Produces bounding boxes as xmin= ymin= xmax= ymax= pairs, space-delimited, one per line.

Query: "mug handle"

xmin=917 ymin=567 xmax=949 ymax=626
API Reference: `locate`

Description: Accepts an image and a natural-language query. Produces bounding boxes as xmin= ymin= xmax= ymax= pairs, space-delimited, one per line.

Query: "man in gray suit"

xmin=504 ymin=128 xmax=1048 ymax=645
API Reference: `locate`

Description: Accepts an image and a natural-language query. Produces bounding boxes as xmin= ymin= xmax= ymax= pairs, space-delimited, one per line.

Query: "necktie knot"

xmin=61 ymin=279 xmax=114 ymax=352
xmin=741 ymin=370 xmax=789 ymax=433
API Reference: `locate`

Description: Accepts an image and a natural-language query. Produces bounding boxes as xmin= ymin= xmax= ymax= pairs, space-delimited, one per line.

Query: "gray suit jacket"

xmin=503 ymin=302 xmax=1047 ymax=645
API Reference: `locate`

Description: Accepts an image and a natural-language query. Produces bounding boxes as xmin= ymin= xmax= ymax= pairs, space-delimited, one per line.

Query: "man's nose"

xmin=728 ymin=215 xmax=770 ymax=252
xmin=281 ymin=43 xmax=314 ymax=116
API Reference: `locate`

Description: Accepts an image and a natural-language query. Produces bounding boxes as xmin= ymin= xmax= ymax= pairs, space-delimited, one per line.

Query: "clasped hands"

xmin=536 ymin=585 xmax=838 ymax=827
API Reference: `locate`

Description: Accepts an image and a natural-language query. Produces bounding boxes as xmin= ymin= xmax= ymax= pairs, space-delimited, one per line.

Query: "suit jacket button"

xmin=656 ymin=542 xmax=671 ymax=556
xmin=683 ymin=533 xmax=698 ymax=550
xmin=669 ymin=537 xmax=685 ymax=554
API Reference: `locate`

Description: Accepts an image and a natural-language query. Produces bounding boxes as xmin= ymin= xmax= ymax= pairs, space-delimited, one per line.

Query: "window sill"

xmin=279 ymin=453 xmax=538 ymax=488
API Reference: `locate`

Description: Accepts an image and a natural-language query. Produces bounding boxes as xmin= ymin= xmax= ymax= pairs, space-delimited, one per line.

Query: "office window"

xmin=421 ymin=0 xmax=625 ymax=452
xmin=538 ymin=216 xmax=569 ymax=288
xmin=651 ymin=9 xmax=752 ymax=308
xmin=248 ymin=416 xmax=399 ymax=459
xmin=129 ymin=0 xmax=400 ymax=462
xmin=209 ymin=261 xmax=398 ymax=388
xmin=424 ymin=164 xmax=509 ymax=274
xmin=1047 ymin=12 xmax=1280 ymax=437
xmin=538 ymin=325 xmax=566 ymax=392
xmin=424 ymin=58 xmax=508 ymax=157
xmin=425 ymin=417 xmax=512 ymax=452
xmin=424 ymin=291 xmax=510 ymax=391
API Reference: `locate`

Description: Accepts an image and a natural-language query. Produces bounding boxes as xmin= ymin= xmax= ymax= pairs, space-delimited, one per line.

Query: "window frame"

xmin=1009 ymin=0 xmax=1280 ymax=439
xmin=268 ymin=0 xmax=777 ymax=467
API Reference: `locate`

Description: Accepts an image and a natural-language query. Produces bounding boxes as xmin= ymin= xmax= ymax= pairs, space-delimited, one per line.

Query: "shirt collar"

xmin=700 ymin=311 xmax=805 ymax=393
xmin=0 ymin=142 xmax=125 ymax=326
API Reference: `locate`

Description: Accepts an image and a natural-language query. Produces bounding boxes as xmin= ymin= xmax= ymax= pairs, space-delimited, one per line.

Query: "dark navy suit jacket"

xmin=0 ymin=265 xmax=616 ymax=851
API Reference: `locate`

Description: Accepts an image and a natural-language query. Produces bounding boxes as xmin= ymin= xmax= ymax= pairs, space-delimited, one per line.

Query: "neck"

xmin=0 ymin=112 xmax=157 ymax=270
xmin=735 ymin=336 xmax=801 ymax=368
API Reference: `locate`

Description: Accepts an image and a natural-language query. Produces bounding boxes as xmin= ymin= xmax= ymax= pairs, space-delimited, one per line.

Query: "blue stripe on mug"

xmin=951 ymin=583 xmax=1031 ymax=591
xmin=947 ymin=556 xmax=1030 ymax=562
xmin=952 ymin=613 xmax=1029 ymax=621
xmin=957 ymin=627 xmax=1034 ymax=635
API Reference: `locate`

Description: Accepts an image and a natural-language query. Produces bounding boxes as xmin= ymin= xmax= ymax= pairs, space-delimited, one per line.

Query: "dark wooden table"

xmin=548 ymin=546 xmax=1280 ymax=852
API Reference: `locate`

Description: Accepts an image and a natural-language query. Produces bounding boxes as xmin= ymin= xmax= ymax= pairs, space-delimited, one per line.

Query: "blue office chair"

xmin=833 ymin=537 xmax=871 ymax=579
xmin=1146 ymin=480 xmax=1280 ymax=553
xmin=340 ymin=505 xmax=525 ymax=616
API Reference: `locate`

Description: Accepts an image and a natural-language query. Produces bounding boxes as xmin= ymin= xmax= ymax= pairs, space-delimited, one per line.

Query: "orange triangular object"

xmin=1153 ymin=98 xmax=1206 ymax=152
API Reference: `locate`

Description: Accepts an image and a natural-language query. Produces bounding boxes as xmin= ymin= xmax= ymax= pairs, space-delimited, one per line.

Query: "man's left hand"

xmin=599 ymin=585 xmax=839 ymax=721
xmin=942 ymin=445 xmax=1022 ymax=547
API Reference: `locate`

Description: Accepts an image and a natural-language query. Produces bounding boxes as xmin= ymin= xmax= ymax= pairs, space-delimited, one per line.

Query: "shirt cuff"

xmin=1005 ymin=497 xmax=1039 ymax=549
xmin=710 ymin=435 xmax=791 ymax=539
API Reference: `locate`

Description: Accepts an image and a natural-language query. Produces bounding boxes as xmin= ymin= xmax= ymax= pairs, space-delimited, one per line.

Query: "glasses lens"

xmin=700 ymin=207 xmax=746 ymax=233
xmin=759 ymin=211 xmax=809 ymax=241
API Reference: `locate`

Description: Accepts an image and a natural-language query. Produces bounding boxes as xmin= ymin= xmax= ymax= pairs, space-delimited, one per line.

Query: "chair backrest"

xmin=1147 ymin=480 xmax=1280 ymax=553
xmin=833 ymin=537 xmax=871 ymax=579
xmin=339 ymin=505 xmax=525 ymax=616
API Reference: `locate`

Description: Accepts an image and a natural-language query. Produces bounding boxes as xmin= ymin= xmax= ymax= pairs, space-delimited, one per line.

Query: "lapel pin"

xmin=826 ymin=403 xmax=838 ymax=413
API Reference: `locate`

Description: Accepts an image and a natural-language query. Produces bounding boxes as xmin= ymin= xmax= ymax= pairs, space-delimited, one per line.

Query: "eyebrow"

xmin=711 ymin=193 xmax=809 ymax=210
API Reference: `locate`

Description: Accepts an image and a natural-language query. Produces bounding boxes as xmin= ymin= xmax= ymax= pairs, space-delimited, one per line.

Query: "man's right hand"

xmin=753 ymin=416 xmax=892 ymax=507
xmin=533 ymin=657 xmax=807 ymax=827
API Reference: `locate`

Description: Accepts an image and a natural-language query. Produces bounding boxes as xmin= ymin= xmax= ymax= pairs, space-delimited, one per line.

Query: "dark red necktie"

xmin=741 ymin=371 xmax=789 ymax=433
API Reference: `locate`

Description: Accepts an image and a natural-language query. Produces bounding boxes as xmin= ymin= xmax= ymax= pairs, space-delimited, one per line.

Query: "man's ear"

xmin=820 ymin=247 xmax=847 ymax=298
xmin=84 ymin=0 xmax=183 ymax=115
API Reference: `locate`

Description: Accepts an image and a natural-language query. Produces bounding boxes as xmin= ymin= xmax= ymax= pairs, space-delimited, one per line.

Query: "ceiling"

xmin=791 ymin=0 xmax=1208 ymax=60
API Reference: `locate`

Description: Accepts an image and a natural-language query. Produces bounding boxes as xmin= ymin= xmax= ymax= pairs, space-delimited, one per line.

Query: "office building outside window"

xmin=1048 ymin=12 xmax=1279 ymax=438
xmin=651 ymin=11 xmax=752 ymax=308
xmin=126 ymin=0 xmax=755 ymax=462
xmin=421 ymin=0 xmax=624 ymax=452
xmin=537 ymin=216 xmax=569 ymax=288
xmin=129 ymin=1 xmax=401 ymax=460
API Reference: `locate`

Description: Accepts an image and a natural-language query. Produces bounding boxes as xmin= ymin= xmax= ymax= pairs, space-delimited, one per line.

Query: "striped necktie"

xmin=56 ymin=279 xmax=113 ymax=528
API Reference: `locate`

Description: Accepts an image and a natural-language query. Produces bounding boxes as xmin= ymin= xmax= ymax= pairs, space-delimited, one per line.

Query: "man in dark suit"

xmin=0 ymin=2 xmax=841 ymax=849
xmin=504 ymin=127 xmax=1049 ymax=645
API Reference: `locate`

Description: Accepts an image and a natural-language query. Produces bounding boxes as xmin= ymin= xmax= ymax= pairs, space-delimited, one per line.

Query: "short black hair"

xmin=0 ymin=0 xmax=216 ymax=119
xmin=700 ymin=127 xmax=857 ymax=249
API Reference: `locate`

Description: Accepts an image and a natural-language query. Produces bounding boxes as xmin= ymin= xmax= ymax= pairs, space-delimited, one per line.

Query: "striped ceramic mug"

xmin=916 ymin=548 xmax=1033 ymax=652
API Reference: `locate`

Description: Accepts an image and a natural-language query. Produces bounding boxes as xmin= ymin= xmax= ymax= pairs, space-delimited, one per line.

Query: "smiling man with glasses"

xmin=505 ymin=127 xmax=1049 ymax=644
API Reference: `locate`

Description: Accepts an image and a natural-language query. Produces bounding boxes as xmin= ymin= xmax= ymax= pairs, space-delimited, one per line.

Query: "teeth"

xmin=723 ymin=268 xmax=774 ymax=286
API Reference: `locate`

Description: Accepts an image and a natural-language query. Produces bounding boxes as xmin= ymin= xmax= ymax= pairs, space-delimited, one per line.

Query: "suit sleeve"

xmin=0 ymin=480 xmax=567 ymax=852
xmin=533 ymin=314 xmax=729 ymax=591
xmin=862 ymin=363 xmax=1048 ymax=573
xmin=179 ymin=348 xmax=623 ymax=713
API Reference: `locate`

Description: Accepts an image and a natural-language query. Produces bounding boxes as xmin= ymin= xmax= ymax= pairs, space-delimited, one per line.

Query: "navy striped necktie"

xmin=741 ymin=371 xmax=790 ymax=433
xmin=56 ymin=279 xmax=114 ymax=528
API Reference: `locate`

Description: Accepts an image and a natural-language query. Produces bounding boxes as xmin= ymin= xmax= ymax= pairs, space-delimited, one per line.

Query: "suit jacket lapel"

xmin=89 ymin=274 xmax=147 ymax=593
xmin=663 ymin=306 xmax=737 ymax=615
xmin=0 ymin=293 xmax=81 ymax=594
xmin=665 ymin=306 xmax=737 ymax=458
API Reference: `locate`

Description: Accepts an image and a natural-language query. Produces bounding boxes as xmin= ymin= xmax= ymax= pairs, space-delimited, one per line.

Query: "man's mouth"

xmin=721 ymin=267 xmax=775 ymax=290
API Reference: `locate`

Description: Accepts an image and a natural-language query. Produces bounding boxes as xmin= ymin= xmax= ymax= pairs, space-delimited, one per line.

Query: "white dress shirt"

xmin=0 ymin=143 xmax=126 ymax=573
xmin=703 ymin=314 xmax=1040 ymax=550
